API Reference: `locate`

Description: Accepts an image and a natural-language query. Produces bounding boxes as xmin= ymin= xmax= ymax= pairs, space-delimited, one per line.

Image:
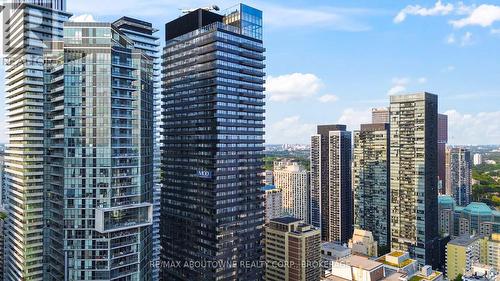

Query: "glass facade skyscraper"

xmin=161 ymin=5 xmax=265 ymax=280
xmin=3 ymin=2 xmax=70 ymax=280
xmin=353 ymin=123 xmax=390 ymax=249
xmin=44 ymin=22 xmax=154 ymax=280
xmin=113 ymin=17 xmax=161 ymax=281
xmin=389 ymin=93 xmax=439 ymax=267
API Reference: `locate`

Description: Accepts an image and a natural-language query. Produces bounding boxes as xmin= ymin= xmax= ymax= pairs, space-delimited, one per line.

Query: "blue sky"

xmin=1 ymin=0 xmax=500 ymax=144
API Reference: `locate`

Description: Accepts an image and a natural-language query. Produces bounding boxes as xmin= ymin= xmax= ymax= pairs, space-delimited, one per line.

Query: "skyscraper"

xmin=113 ymin=16 xmax=161 ymax=281
xmin=389 ymin=93 xmax=439 ymax=267
xmin=310 ymin=125 xmax=353 ymax=243
xmin=45 ymin=22 xmax=154 ymax=280
xmin=161 ymin=5 xmax=265 ymax=280
xmin=264 ymin=217 xmax=321 ymax=281
xmin=353 ymin=123 xmax=390 ymax=249
xmin=438 ymin=114 xmax=448 ymax=193
xmin=3 ymin=1 xmax=70 ymax=280
xmin=445 ymin=147 xmax=472 ymax=206
xmin=274 ymin=161 xmax=310 ymax=222
xmin=372 ymin=108 xmax=390 ymax=124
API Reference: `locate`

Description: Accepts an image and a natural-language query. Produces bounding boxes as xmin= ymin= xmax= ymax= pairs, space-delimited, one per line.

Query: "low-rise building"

xmin=321 ymin=242 xmax=352 ymax=277
xmin=349 ymin=229 xmax=379 ymax=257
xmin=463 ymin=264 xmax=498 ymax=281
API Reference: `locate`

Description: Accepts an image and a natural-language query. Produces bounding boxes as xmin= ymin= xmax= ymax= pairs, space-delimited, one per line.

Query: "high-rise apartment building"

xmin=44 ymin=22 xmax=154 ymax=280
xmin=438 ymin=114 xmax=448 ymax=193
xmin=264 ymin=217 xmax=321 ymax=281
xmin=372 ymin=108 xmax=389 ymax=124
xmin=445 ymin=147 xmax=472 ymax=206
xmin=438 ymin=195 xmax=455 ymax=237
xmin=473 ymin=153 xmax=483 ymax=166
xmin=389 ymin=93 xmax=439 ymax=267
xmin=353 ymin=123 xmax=390 ymax=248
xmin=161 ymin=5 xmax=265 ymax=280
xmin=0 ymin=151 xmax=5 ymax=207
xmin=274 ymin=161 xmax=310 ymax=222
xmin=486 ymin=234 xmax=500 ymax=270
xmin=113 ymin=16 xmax=161 ymax=281
xmin=3 ymin=1 xmax=70 ymax=280
xmin=263 ymin=185 xmax=283 ymax=223
xmin=311 ymin=125 xmax=353 ymax=243
xmin=446 ymin=235 xmax=482 ymax=280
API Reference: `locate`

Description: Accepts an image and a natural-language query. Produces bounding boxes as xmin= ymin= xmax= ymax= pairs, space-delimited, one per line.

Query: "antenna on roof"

xmin=180 ymin=5 xmax=220 ymax=14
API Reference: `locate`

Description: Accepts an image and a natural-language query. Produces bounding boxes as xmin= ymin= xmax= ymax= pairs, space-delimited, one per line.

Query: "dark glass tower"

xmin=161 ymin=4 xmax=265 ymax=281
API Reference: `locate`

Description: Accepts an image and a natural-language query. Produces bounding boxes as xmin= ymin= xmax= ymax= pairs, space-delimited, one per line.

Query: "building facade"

xmin=353 ymin=123 xmax=390 ymax=248
xmin=264 ymin=217 xmax=321 ymax=281
xmin=455 ymin=203 xmax=500 ymax=237
xmin=446 ymin=236 xmax=482 ymax=280
xmin=389 ymin=93 xmax=439 ymax=267
xmin=161 ymin=5 xmax=265 ymax=280
xmin=473 ymin=153 xmax=483 ymax=166
xmin=372 ymin=108 xmax=389 ymax=124
xmin=44 ymin=22 xmax=154 ymax=280
xmin=3 ymin=1 xmax=70 ymax=280
xmin=445 ymin=147 xmax=472 ymax=206
xmin=263 ymin=185 xmax=283 ymax=223
xmin=438 ymin=195 xmax=455 ymax=237
xmin=437 ymin=114 xmax=448 ymax=193
xmin=311 ymin=125 xmax=353 ymax=243
xmin=274 ymin=161 xmax=310 ymax=222
xmin=113 ymin=16 xmax=161 ymax=281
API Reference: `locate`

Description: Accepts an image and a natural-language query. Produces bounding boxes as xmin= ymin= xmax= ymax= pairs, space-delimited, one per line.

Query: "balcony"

xmin=95 ymin=203 xmax=152 ymax=233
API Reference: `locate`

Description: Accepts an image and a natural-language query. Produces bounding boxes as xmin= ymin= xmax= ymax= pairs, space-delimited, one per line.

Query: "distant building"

xmin=474 ymin=153 xmax=484 ymax=166
xmin=265 ymin=170 xmax=274 ymax=185
xmin=438 ymin=198 xmax=500 ymax=238
xmin=353 ymin=123 xmax=390 ymax=248
xmin=455 ymin=203 xmax=500 ymax=237
xmin=372 ymin=108 xmax=389 ymax=124
xmin=438 ymin=195 xmax=455 ymax=237
xmin=445 ymin=147 xmax=472 ymax=206
xmin=311 ymin=125 xmax=353 ymax=243
xmin=438 ymin=114 xmax=448 ymax=193
xmin=264 ymin=217 xmax=321 ymax=281
xmin=446 ymin=235 xmax=483 ymax=280
xmin=349 ymin=229 xmax=378 ymax=257
xmin=263 ymin=185 xmax=283 ymax=223
xmin=274 ymin=161 xmax=310 ymax=222
xmin=389 ymin=93 xmax=439 ymax=267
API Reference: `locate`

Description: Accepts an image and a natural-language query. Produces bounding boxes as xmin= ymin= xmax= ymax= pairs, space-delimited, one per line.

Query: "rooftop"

xmin=448 ymin=235 xmax=481 ymax=247
xmin=463 ymin=202 xmax=495 ymax=216
xmin=270 ymin=216 xmax=301 ymax=225
xmin=438 ymin=195 xmax=455 ymax=205
xmin=340 ymin=255 xmax=383 ymax=271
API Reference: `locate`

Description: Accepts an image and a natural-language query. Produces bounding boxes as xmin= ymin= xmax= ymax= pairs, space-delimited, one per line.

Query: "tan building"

xmin=349 ymin=229 xmax=378 ymax=257
xmin=265 ymin=217 xmax=321 ymax=281
xmin=486 ymin=233 xmax=500 ymax=269
xmin=274 ymin=161 xmax=310 ymax=223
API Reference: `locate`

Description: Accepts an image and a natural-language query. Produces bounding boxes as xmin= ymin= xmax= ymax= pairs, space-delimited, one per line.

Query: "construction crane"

xmin=180 ymin=5 xmax=220 ymax=14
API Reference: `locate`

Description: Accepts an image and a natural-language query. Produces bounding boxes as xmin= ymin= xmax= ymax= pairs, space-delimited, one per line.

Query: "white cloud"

xmin=387 ymin=77 xmax=410 ymax=96
xmin=268 ymin=116 xmax=316 ymax=144
xmin=262 ymin=5 xmax=372 ymax=31
xmin=394 ymin=1 xmax=454 ymax=23
xmin=266 ymin=73 xmax=322 ymax=102
xmin=450 ymin=4 xmax=500 ymax=28
xmin=387 ymin=85 xmax=407 ymax=96
xmin=460 ymin=31 xmax=473 ymax=46
xmin=418 ymin=77 xmax=428 ymax=84
xmin=318 ymin=94 xmax=339 ymax=103
xmin=445 ymin=110 xmax=500 ymax=145
xmin=70 ymin=14 xmax=97 ymax=22
xmin=446 ymin=33 xmax=456 ymax=44
xmin=442 ymin=65 xmax=456 ymax=72
xmin=337 ymin=108 xmax=372 ymax=131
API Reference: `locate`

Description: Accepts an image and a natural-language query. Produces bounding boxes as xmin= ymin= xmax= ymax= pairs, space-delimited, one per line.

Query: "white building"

xmin=263 ymin=185 xmax=282 ymax=223
xmin=474 ymin=153 xmax=484 ymax=166
xmin=274 ymin=161 xmax=310 ymax=222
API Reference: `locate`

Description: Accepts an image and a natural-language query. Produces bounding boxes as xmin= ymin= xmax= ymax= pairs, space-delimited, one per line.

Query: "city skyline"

xmin=1 ymin=0 xmax=500 ymax=145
